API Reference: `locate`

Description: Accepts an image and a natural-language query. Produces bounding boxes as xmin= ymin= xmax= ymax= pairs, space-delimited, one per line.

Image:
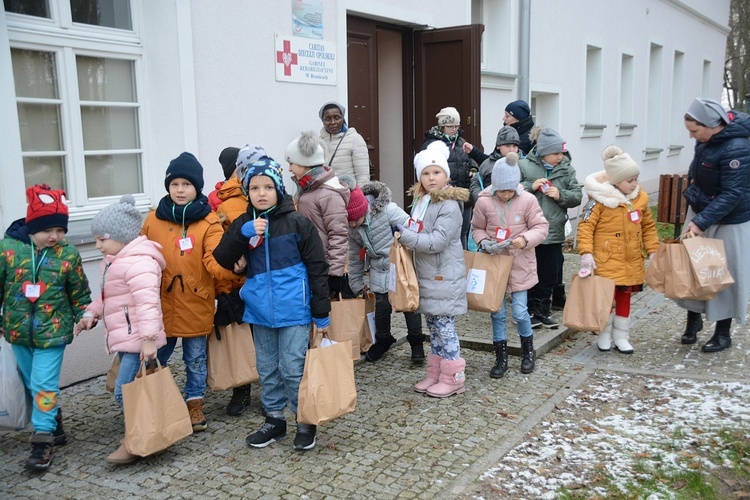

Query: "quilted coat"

xmin=319 ymin=126 xmax=371 ymax=186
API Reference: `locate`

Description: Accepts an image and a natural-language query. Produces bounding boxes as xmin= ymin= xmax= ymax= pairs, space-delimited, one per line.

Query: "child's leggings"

xmin=12 ymin=345 xmax=65 ymax=433
xmin=425 ymin=314 xmax=461 ymax=360
xmin=614 ymin=288 xmax=632 ymax=317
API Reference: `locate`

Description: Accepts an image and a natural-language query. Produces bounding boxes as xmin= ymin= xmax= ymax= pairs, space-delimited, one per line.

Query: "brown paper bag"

xmin=644 ymin=241 xmax=666 ymax=293
xmin=681 ymin=236 xmax=734 ymax=295
xmin=297 ymin=335 xmax=357 ymax=426
xmin=562 ymin=274 xmax=616 ymax=332
xmin=360 ymin=293 xmax=376 ymax=353
xmin=207 ymin=322 xmax=259 ymax=391
xmin=329 ymin=295 xmax=365 ymax=361
xmin=105 ymin=355 xmax=120 ymax=393
xmin=388 ymin=237 xmax=419 ymax=312
xmin=661 ymin=239 xmax=717 ymax=300
xmin=464 ymin=251 xmax=514 ymax=312
xmin=122 ymin=360 xmax=193 ymax=457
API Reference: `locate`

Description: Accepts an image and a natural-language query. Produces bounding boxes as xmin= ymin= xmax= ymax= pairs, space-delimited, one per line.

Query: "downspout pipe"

xmin=518 ymin=0 xmax=531 ymax=101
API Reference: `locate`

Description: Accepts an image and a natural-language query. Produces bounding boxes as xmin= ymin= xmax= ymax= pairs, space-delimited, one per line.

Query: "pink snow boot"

xmin=414 ymin=354 xmax=442 ymax=393
xmin=426 ymin=358 xmax=466 ymax=398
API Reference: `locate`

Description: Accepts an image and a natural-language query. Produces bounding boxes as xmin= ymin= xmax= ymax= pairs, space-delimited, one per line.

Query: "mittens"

xmin=579 ymin=253 xmax=596 ymax=278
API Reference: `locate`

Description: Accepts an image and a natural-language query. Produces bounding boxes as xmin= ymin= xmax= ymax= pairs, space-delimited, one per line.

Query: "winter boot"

xmin=186 ymin=398 xmax=207 ymax=432
xmin=426 ymin=358 xmax=466 ymax=398
xmin=414 ymin=354 xmax=442 ymax=393
xmin=551 ymin=284 xmax=567 ymax=311
xmin=53 ymin=408 xmax=67 ymax=446
xmin=25 ymin=432 xmax=54 ymax=471
xmin=597 ymin=312 xmax=616 ymax=351
xmin=533 ymin=298 xmax=559 ymax=329
xmin=106 ymin=439 xmax=138 ymax=465
xmin=246 ymin=415 xmax=287 ymax=448
xmin=702 ymin=318 xmax=732 ymax=353
xmin=365 ymin=335 xmax=396 ymax=362
xmin=293 ymin=422 xmax=317 ymax=451
xmin=490 ymin=341 xmax=508 ymax=379
xmin=408 ymin=333 xmax=426 ymax=364
xmin=612 ymin=315 xmax=633 ymax=354
xmin=681 ymin=311 xmax=703 ymax=345
xmin=226 ymin=384 xmax=252 ymax=416
xmin=520 ymin=335 xmax=536 ymax=374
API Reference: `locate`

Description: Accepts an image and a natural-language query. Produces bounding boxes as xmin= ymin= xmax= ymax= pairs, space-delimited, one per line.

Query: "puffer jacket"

xmin=471 ymin=186 xmax=549 ymax=292
xmin=519 ymin=148 xmax=582 ymax=244
xmin=347 ymin=181 xmax=410 ymax=295
xmin=577 ymin=171 xmax=660 ymax=286
xmin=1 ymin=219 xmax=91 ymax=348
xmin=86 ymin=236 xmax=167 ymax=355
xmin=422 ymin=127 xmax=479 ymax=195
xmin=213 ymin=196 xmax=330 ymax=328
xmin=684 ymin=111 xmax=750 ymax=230
xmin=294 ymin=166 xmax=350 ymax=276
xmin=320 ymin=126 xmax=371 ymax=186
xmin=398 ymin=185 xmax=469 ymax=316
xmin=141 ymin=210 xmax=236 ymax=338
xmin=214 ymin=177 xmax=248 ymax=295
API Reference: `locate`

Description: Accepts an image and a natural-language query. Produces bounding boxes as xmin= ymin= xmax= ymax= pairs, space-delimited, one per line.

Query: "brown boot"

xmin=186 ymin=398 xmax=207 ymax=432
xmin=106 ymin=440 xmax=138 ymax=465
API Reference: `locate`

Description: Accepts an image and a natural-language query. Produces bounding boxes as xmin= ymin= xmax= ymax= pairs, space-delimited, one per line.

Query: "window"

xmin=7 ymin=0 xmax=144 ymax=207
xmin=583 ymin=45 xmax=604 ymax=137
xmin=669 ymin=51 xmax=685 ymax=154
xmin=702 ymin=60 xmax=712 ymax=98
xmin=617 ymin=54 xmax=636 ymax=136
xmin=645 ymin=43 xmax=664 ymax=158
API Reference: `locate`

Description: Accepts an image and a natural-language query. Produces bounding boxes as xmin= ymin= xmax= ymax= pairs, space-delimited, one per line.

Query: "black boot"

xmin=681 ymin=311 xmax=703 ymax=345
xmin=490 ymin=341 xmax=508 ymax=379
xmin=702 ymin=318 xmax=732 ymax=353
xmin=533 ymin=299 xmax=559 ymax=329
xmin=365 ymin=335 xmax=396 ymax=362
xmin=551 ymin=284 xmax=567 ymax=311
xmin=528 ymin=297 xmax=543 ymax=329
xmin=226 ymin=384 xmax=252 ymax=416
xmin=53 ymin=408 xmax=67 ymax=446
xmin=25 ymin=432 xmax=54 ymax=471
xmin=520 ymin=335 xmax=536 ymax=374
xmin=407 ymin=332 xmax=426 ymax=364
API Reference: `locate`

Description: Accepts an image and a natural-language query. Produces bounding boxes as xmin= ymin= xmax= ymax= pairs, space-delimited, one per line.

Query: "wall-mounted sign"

xmin=275 ymin=34 xmax=336 ymax=86
xmin=292 ymin=0 xmax=323 ymax=40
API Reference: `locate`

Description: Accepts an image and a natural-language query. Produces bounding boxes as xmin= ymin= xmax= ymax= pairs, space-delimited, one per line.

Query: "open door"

xmin=413 ymin=25 xmax=483 ymax=154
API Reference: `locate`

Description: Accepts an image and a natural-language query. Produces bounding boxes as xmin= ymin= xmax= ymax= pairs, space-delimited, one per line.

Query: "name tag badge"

xmin=539 ymin=180 xmax=552 ymax=193
xmin=22 ymin=281 xmax=46 ymax=302
xmin=407 ymin=218 xmax=424 ymax=233
xmin=496 ymin=227 xmax=509 ymax=242
xmin=248 ymin=235 xmax=264 ymax=249
xmin=178 ymin=237 xmax=193 ymax=251
xmin=629 ymin=209 xmax=642 ymax=223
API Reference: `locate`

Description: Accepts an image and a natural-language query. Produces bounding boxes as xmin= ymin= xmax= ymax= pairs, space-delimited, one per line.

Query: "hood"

xmin=217 ymin=177 xmax=245 ymax=201
xmin=583 ymin=170 xmax=640 ymax=209
xmin=107 ymin=235 xmax=166 ymax=269
xmin=360 ymin=180 xmax=392 ymax=215
xmin=4 ymin=218 xmax=31 ymax=243
xmin=406 ymin=184 xmax=470 ymax=203
xmin=714 ymin=111 xmax=750 ymax=143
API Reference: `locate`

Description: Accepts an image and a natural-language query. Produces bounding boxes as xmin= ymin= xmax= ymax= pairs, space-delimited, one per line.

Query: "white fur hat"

xmin=602 ymin=145 xmax=640 ymax=185
xmin=414 ymin=141 xmax=451 ymax=179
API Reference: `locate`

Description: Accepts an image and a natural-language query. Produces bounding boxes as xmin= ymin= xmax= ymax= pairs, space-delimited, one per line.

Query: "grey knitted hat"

xmin=495 ymin=126 xmax=520 ymax=147
xmin=536 ymin=127 xmax=567 ymax=157
xmin=285 ymin=131 xmax=325 ymax=167
xmin=490 ymin=152 xmax=521 ymax=193
xmin=91 ymin=194 xmax=142 ymax=244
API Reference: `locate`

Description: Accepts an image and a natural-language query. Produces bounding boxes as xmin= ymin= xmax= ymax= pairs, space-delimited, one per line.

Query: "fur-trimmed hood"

xmin=584 ymin=170 xmax=640 ymax=209
xmin=360 ymin=180 xmax=392 ymax=215
xmin=406 ymin=184 xmax=470 ymax=203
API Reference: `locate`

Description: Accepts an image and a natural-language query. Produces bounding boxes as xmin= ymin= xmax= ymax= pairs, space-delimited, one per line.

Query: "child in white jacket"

xmin=77 ymin=195 xmax=167 ymax=465
xmin=471 ymin=153 xmax=549 ymax=378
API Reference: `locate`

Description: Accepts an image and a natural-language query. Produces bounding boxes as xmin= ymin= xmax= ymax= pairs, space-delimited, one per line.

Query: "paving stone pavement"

xmin=1 ymin=253 xmax=748 ymax=499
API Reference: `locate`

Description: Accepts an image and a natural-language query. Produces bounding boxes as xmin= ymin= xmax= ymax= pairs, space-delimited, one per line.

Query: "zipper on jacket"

xmin=124 ymin=306 xmax=132 ymax=335
xmin=263 ymin=215 xmax=274 ymax=325
xmin=28 ymin=301 xmax=36 ymax=346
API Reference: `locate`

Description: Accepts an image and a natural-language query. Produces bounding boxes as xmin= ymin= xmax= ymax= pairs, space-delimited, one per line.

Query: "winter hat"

xmin=285 ymin=131 xmax=325 ymax=167
xmin=90 ymin=194 xmax=142 ymax=244
xmin=25 ymin=184 xmax=69 ymax=234
xmin=165 ymin=152 xmax=205 ymax=193
xmin=218 ymin=147 xmax=240 ymax=180
xmin=242 ymin=157 xmax=286 ymax=202
xmin=536 ymin=127 xmax=567 ymax=157
xmin=495 ymin=126 xmax=520 ymax=147
xmin=490 ymin=152 xmax=521 ymax=193
xmin=505 ymin=100 xmax=531 ymax=121
xmin=686 ymin=98 xmax=729 ymax=128
xmin=235 ymin=144 xmax=270 ymax=180
xmin=318 ymin=101 xmax=346 ymax=121
xmin=414 ymin=141 xmax=451 ymax=179
xmin=436 ymin=107 xmax=460 ymax=127
xmin=602 ymin=145 xmax=640 ymax=185
xmin=339 ymin=173 xmax=369 ymax=221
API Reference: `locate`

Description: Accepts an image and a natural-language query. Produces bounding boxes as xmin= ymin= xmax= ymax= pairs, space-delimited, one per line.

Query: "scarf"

xmin=155 ymin=194 xmax=212 ymax=226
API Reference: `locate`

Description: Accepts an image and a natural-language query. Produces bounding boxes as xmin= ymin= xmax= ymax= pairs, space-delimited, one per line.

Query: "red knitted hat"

xmin=25 ymin=184 xmax=69 ymax=234
xmin=346 ymin=186 xmax=369 ymax=221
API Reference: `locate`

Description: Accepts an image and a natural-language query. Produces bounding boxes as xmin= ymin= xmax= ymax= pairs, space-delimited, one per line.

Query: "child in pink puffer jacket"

xmin=76 ymin=194 xmax=167 ymax=465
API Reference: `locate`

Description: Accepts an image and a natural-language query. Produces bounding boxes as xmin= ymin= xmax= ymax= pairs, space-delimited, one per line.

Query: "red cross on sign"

xmin=276 ymin=40 xmax=298 ymax=76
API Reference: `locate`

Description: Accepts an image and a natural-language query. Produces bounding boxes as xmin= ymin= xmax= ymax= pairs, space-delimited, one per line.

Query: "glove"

xmin=579 ymin=253 xmax=597 ymax=278
xmin=480 ymin=240 xmax=510 ymax=254
xmin=328 ymin=275 xmax=345 ymax=297
xmin=240 ymin=220 xmax=258 ymax=239
xmin=480 ymin=239 xmax=495 ymax=253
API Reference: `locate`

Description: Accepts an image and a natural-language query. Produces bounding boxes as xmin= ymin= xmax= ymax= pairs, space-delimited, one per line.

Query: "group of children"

xmin=1 ymin=114 xmax=659 ymax=471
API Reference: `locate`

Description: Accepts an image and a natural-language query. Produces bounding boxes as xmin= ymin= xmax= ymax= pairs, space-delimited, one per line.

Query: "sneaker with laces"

xmin=529 ymin=316 xmax=543 ymax=329
xmin=246 ymin=416 xmax=287 ymax=448
xmin=294 ymin=423 xmax=317 ymax=451
xmin=534 ymin=314 xmax=559 ymax=329
xmin=26 ymin=432 xmax=54 ymax=471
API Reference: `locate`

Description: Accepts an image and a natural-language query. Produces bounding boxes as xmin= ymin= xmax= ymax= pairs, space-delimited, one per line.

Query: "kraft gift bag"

xmin=563 ymin=274 xmax=616 ymax=332
xmin=388 ymin=236 xmax=419 ymax=312
xmin=207 ymin=322 xmax=259 ymax=391
xmin=680 ymin=235 xmax=734 ymax=296
xmin=464 ymin=250 xmax=513 ymax=313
